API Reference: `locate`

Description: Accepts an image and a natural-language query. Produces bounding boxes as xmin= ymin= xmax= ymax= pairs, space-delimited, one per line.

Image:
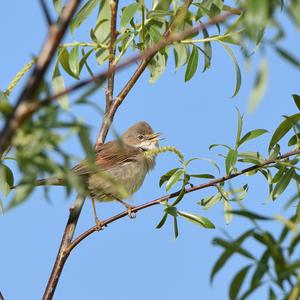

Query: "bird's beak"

xmin=147 ymin=132 xmax=164 ymax=141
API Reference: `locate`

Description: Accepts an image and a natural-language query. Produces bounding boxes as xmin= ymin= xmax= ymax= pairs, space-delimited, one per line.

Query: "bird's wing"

xmin=72 ymin=141 xmax=142 ymax=176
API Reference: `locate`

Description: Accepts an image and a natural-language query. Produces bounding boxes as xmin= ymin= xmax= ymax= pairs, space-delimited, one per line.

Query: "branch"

xmin=39 ymin=0 xmax=53 ymax=26
xmin=67 ymin=148 xmax=300 ymax=252
xmin=0 ymin=291 xmax=4 ymax=300
xmin=0 ymin=0 xmax=82 ymax=157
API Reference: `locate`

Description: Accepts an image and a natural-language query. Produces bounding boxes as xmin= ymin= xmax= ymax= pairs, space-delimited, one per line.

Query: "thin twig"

xmin=0 ymin=0 xmax=82 ymax=157
xmin=0 ymin=291 xmax=4 ymax=300
xmin=39 ymin=0 xmax=53 ymax=25
xmin=68 ymin=148 xmax=300 ymax=252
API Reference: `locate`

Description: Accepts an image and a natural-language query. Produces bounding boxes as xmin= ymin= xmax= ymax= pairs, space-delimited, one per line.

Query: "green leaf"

xmin=272 ymin=168 xmax=295 ymax=200
xmin=164 ymin=206 xmax=177 ymax=217
xmin=250 ymin=250 xmax=269 ymax=287
xmin=275 ymin=46 xmax=300 ymax=68
xmin=165 ymin=170 xmax=183 ymax=191
xmin=0 ymin=164 xmax=14 ymax=196
xmin=70 ymin=0 xmax=98 ymax=34
xmin=229 ymin=265 xmax=251 ymax=300
xmin=268 ymin=288 xmax=276 ymax=300
xmin=156 ymin=212 xmax=168 ymax=229
xmin=213 ymin=238 xmax=254 ymax=260
xmin=202 ymin=27 xmax=212 ymax=71
xmin=173 ymin=43 xmax=188 ymax=70
xmin=225 ymin=149 xmax=238 ymax=174
xmin=159 ymin=168 xmax=180 ymax=187
xmin=269 ymin=113 xmax=300 ymax=151
xmin=288 ymin=133 xmax=300 ymax=146
xmin=230 ymin=210 xmax=272 ymax=221
xmin=53 ymin=0 xmax=62 ymax=14
xmin=199 ymin=193 xmax=222 ymax=210
xmin=239 ymin=129 xmax=268 ymax=146
xmin=189 ymin=173 xmax=215 ymax=179
xmin=210 ymin=230 xmax=254 ymax=282
xmin=69 ymin=46 xmax=80 ymax=77
xmin=78 ymin=126 xmax=95 ymax=160
xmin=235 ymin=109 xmax=243 ymax=149
xmin=292 ymin=94 xmax=300 ymax=111
xmin=185 ymin=45 xmax=199 ymax=82
xmin=148 ymin=26 xmax=162 ymax=44
xmin=223 ymin=200 xmax=232 ymax=224
xmin=58 ymin=48 xmax=79 ymax=79
xmin=247 ymin=58 xmax=268 ymax=113
xmin=289 ymin=234 xmax=300 ymax=255
xmin=220 ymin=42 xmax=241 ymax=97
xmin=178 ymin=211 xmax=215 ymax=228
xmin=120 ymin=3 xmax=139 ymax=29
xmin=148 ymin=52 xmax=167 ymax=83
xmin=173 ymin=216 xmax=179 ymax=239
xmin=8 ymin=184 xmax=33 ymax=209
xmin=52 ymin=63 xmax=69 ymax=110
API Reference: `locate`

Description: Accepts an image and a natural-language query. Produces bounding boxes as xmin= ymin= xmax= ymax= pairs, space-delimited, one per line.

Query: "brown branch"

xmin=0 ymin=291 xmax=4 ymax=300
xmin=67 ymin=148 xmax=300 ymax=252
xmin=0 ymin=0 xmax=82 ymax=157
xmin=42 ymin=195 xmax=85 ymax=300
xmin=39 ymin=0 xmax=53 ymax=25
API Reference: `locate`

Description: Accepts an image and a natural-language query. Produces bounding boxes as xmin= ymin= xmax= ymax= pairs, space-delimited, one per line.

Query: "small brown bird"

xmin=30 ymin=121 xmax=160 ymax=227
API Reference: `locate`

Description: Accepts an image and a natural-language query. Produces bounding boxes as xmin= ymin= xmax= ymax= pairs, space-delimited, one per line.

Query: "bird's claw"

xmin=127 ymin=205 xmax=136 ymax=219
xmin=95 ymin=218 xmax=105 ymax=231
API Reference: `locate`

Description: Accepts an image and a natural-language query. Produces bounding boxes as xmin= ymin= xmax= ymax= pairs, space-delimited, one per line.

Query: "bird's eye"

xmin=137 ymin=134 xmax=144 ymax=140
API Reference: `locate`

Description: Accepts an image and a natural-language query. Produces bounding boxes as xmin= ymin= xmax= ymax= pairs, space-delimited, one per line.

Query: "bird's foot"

xmin=126 ymin=205 xmax=136 ymax=219
xmin=94 ymin=218 xmax=105 ymax=231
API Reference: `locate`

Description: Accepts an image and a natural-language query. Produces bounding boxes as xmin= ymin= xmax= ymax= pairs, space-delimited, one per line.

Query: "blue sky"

xmin=1 ymin=1 xmax=300 ymax=300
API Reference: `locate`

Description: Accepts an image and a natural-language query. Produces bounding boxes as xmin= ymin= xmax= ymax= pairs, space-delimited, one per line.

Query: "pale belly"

xmin=87 ymin=158 xmax=154 ymax=202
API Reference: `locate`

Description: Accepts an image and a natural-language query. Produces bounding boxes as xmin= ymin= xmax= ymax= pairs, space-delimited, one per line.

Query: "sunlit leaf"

xmin=159 ymin=168 xmax=180 ymax=187
xmin=185 ymin=45 xmax=198 ymax=82
xmin=52 ymin=63 xmax=69 ymax=110
xmin=235 ymin=108 xmax=243 ymax=150
xmin=230 ymin=210 xmax=272 ymax=221
xmin=199 ymin=193 xmax=222 ymax=210
xmin=178 ymin=211 xmax=215 ymax=228
xmin=239 ymin=129 xmax=268 ymax=146
xmin=173 ymin=43 xmax=188 ymax=70
xmin=166 ymin=170 xmax=183 ymax=191
xmin=223 ymin=200 xmax=232 ymax=224
xmin=225 ymin=149 xmax=238 ymax=174
xmin=156 ymin=212 xmax=168 ymax=229
xmin=272 ymin=168 xmax=295 ymax=200
xmin=120 ymin=3 xmax=139 ymax=29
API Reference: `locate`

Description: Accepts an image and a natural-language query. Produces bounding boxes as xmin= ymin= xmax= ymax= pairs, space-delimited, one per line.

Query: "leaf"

xmin=165 ymin=170 xmax=183 ymax=191
xmin=156 ymin=212 xmax=168 ymax=229
xmin=250 ymin=250 xmax=269 ymax=288
xmin=184 ymin=45 xmax=199 ymax=82
xmin=173 ymin=43 xmax=188 ymax=70
xmin=0 ymin=164 xmax=14 ymax=196
xmin=272 ymin=168 xmax=295 ymax=200
xmin=225 ymin=149 xmax=238 ymax=174
xmin=69 ymin=46 xmax=80 ymax=77
xmin=230 ymin=210 xmax=272 ymax=221
xmin=202 ymin=27 xmax=212 ymax=71
xmin=187 ymin=157 xmax=220 ymax=174
xmin=8 ymin=184 xmax=33 ymax=209
xmin=275 ymin=46 xmax=300 ymax=68
xmin=148 ymin=26 xmax=162 ymax=44
xmin=212 ymin=238 xmax=254 ymax=260
xmin=269 ymin=113 xmax=300 ymax=151
xmin=235 ymin=108 xmax=243 ymax=149
xmin=58 ymin=48 xmax=79 ymax=79
xmin=247 ymin=58 xmax=268 ymax=113
xmin=288 ymin=133 xmax=300 ymax=146
xmin=289 ymin=234 xmax=300 ymax=255
xmin=239 ymin=129 xmax=268 ymax=146
xmin=210 ymin=230 xmax=254 ymax=282
xmin=190 ymin=173 xmax=215 ymax=179
xmin=78 ymin=126 xmax=94 ymax=160
xmin=178 ymin=211 xmax=215 ymax=228
xmin=173 ymin=216 xmax=179 ymax=239
xmin=159 ymin=168 xmax=180 ymax=187
xmin=120 ymin=3 xmax=139 ymax=29
xmin=52 ymin=63 xmax=69 ymax=110
xmin=148 ymin=52 xmax=167 ymax=83
xmin=70 ymin=0 xmax=98 ymax=34
xmin=292 ymin=94 xmax=300 ymax=111
xmin=199 ymin=193 xmax=222 ymax=210
xmin=53 ymin=0 xmax=62 ymax=14
xmin=223 ymin=200 xmax=232 ymax=224
xmin=229 ymin=265 xmax=251 ymax=300
xmin=220 ymin=42 xmax=241 ymax=97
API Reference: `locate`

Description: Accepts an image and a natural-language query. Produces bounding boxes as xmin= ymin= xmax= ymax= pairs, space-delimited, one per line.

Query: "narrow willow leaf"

xmin=210 ymin=230 xmax=254 ymax=282
xmin=58 ymin=48 xmax=79 ymax=79
xmin=173 ymin=43 xmax=188 ymax=70
xmin=185 ymin=45 xmax=198 ymax=82
xmin=239 ymin=129 xmax=268 ymax=146
xmin=250 ymin=250 xmax=269 ymax=288
xmin=8 ymin=184 xmax=33 ymax=209
xmin=159 ymin=168 xmax=180 ymax=187
xmin=209 ymin=143 xmax=232 ymax=151
xmin=269 ymin=113 xmax=300 ymax=151
xmin=148 ymin=52 xmax=167 ymax=83
xmin=187 ymin=157 xmax=221 ymax=174
xmin=247 ymin=58 xmax=268 ymax=113
xmin=164 ymin=206 xmax=177 ymax=217
xmin=268 ymin=288 xmax=276 ymax=300
xmin=69 ymin=46 xmax=80 ymax=77
xmin=230 ymin=210 xmax=272 ymax=221
xmin=202 ymin=27 xmax=212 ymax=71
xmin=0 ymin=164 xmax=14 ymax=196
xmin=199 ymin=193 xmax=222 ymax=210
xmin=178 ymin=211 xmax=215 ymax=228
xmin=288 ymin=133 xmax=300 ymax=146
xmin=272 ymin=168 xmax=295 ymax=200
xmin=220 ymin=42 xmax=241 ymax=97
xmin=78 ymin=127 xmax=94 ymax=160
xmin=275 ymin=46 xmax=300 ymax=68
xmin=223 ymin=200 xmax=232 ymax=224
xmin=190 ymin=173 xmax=215 ymax=179
xmin=173 ymin=216 xmax=179 ymax=239
xmin=70 ymin=0 xmax=98 ymax=34
xmin=79 ymin=48 xmax=94 ymax=73
xmin=235 ymin=109 xmax=243 ymax=150
xmin=229 ymin=265 xmax=251 ymax=300
xmin=156 ymin=212 xmax=168 ymax=229
xmin=212 ymin=238 xmax=254 ymax=259
xmin=148 ymin=26 xmax=162 ymax=43
xmin=166 ymin=170 xmax=183 ymax=191
xmin=289 ymin=234 xmax=300 ymax=255
xmin=120 ymin=3 xmax=139 ymax=29
xmin=292 ymin=94 xmax=300 ymax=110
xmin=52 ymin=63 xmax=69 ymax=110
xmin=225 ymin=149 xmax=238 ymax=174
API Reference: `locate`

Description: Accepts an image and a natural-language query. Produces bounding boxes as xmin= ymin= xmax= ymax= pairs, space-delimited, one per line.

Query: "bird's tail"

xmin=10 ymin=177 xmax=65 ymax=189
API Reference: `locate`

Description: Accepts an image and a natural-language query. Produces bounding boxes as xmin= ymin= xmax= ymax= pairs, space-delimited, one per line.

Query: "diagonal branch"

xmin=67 ymin=148 xmax=300 ymax=251
xmin=39 ymin=0 xmax=53 ymax=26
xmin=0 ymin=0 xmax=82 ymax=157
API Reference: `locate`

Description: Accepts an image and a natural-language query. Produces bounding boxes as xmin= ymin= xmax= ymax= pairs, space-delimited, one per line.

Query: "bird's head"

xmin=122 ymin=121 xmax=161 ymax=151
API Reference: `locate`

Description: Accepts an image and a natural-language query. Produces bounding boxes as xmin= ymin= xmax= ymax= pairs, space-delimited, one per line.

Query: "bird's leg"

xmin=113 ymin=197 xmax=136 ymax=219
xmin=91 ymin=198 xmax=104 ymax=231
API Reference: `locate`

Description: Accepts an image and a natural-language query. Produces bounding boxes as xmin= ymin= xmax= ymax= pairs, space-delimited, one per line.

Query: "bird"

xmin=15 ymin=121 xmax=161 ymax=228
